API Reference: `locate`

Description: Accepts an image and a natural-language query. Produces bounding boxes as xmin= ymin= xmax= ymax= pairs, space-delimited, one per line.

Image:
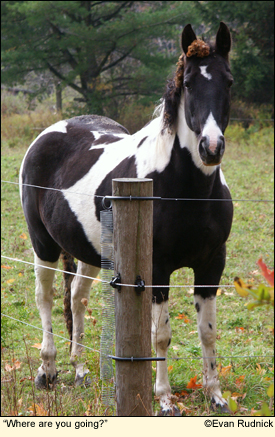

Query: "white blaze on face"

xmin=200 ymin=65 xmax=212 ymax=80
xmin=202 ymin=112 xmax=223 ymax=153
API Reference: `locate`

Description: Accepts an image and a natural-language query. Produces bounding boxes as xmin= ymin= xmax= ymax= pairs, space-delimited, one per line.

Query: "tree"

xmin=195 ymin=1 xmax=274 ymax=104
xmin=1 ymin=1 xmax=196 ymax=115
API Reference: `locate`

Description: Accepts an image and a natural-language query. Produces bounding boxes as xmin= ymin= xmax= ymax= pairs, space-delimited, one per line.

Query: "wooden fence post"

xmin=112 ymin=178 xmax=153 ymax=416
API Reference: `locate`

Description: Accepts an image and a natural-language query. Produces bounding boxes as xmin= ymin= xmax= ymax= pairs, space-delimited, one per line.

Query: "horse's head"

xmin=181 ymin=22 xmax=233 ymax=166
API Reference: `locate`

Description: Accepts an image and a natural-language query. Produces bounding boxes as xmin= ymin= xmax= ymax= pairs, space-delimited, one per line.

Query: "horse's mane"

xmin=162 ymin=39 xmax=213 ymax=133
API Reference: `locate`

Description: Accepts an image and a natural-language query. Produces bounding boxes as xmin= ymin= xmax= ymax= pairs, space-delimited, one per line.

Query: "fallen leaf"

xmin=31 ymin=343 xmax=42 ymax=350
xmin=175 ymin=390 xmax=189 ymax=397
xmin=20 ymin=376 xmax=34 ymax=382
xmin=6 ymin=278 xmax=15 ymax=284
xmin=235 ymin=326 xmax=245 ymax=333
xmin=175 ymin=313 xmax=190 ymax=323
xmin=13 ymin=360 xmax=21 ymax=370
xmin=28 ymin=403 xmax=48 ymax=416
xmin=217 ymin=288 xmax=222 ymax=296
xmin=256 ymin=363 xmax=266 ymax=375
xmin=177 ymin=402 xmax=192 ymax=414
xmin=235 ymin=375 xmax=245 ymax=386
xmin=257 ymin=258 xmax=274 ymax=287
xmin=251 ymin=407 xmax=261 ymax=416
xmin=168 ymin=365 xmax=173 ymax=373
xmin=5 ymin=364 xmax=13 ymax=372
xmin=228 ymin=397 xmax=238 ymax=412
xmin=5 ymin=360 xmax=21 ymax=372
xmin=234 ymin=277 xmax=251 ymax=297
xmin=218 ymin=364 xmax=232 ymax=376
xmin=19 ymin=233 xmax=28 ymax=240
xmin=186 ymin=375 xmax=202 ymax=389
xmin=231 ymin=392 xmax=243 ymax=400
xmin=1 ymin=265 xmax=12 ymax=269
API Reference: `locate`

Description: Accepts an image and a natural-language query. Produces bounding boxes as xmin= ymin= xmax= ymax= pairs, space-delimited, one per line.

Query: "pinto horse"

xmin=20 ymin=22 xmax=233 ymax=415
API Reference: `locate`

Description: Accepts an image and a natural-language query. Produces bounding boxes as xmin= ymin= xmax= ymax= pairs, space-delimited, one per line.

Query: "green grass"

xmin=1 ymin=115 xmax=274 ymax=416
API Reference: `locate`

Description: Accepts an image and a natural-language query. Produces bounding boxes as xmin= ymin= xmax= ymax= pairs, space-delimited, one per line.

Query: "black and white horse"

xmin=20 ymin=22 xmax=234 ymax=415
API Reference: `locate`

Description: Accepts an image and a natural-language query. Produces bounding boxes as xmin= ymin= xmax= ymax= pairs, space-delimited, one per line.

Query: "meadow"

xmin=1 ymin=93 xmax=274 ymax=416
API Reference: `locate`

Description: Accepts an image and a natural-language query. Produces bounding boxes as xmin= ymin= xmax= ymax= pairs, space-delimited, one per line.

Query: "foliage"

xmin=234 ymin=259 xmax=274 ymax=416
xmin=1 ymin=1 xmax=195 ymax=115
xmin=2 ymin=1 xmax=274 ymax=118
xmin=197 ymin=1 xmax=274 ymax=104
xmin=234 ymin=258 xmax=273 ymax=311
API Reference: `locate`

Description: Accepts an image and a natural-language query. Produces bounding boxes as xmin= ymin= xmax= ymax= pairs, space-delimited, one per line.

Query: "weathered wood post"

xmin=112 ymin=178 xmax=153 ymax=416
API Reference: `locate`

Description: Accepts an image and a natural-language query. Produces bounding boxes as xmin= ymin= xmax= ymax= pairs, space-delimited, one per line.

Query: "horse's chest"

xmin=155 ymin=204 xmax=229 ymax=269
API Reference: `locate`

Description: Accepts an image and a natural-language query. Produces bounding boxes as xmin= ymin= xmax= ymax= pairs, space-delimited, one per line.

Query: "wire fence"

xmin=1 ymin=178 xmax=274 ymax=364
xmin=2 ymin=180 xmax=275 ymax=203
xmin=1 ymin=313 xmax=273 ymax=362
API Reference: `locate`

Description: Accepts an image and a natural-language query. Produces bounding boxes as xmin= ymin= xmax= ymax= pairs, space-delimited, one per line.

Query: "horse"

xmin=19 ymin=22 xmax=234 ymax=415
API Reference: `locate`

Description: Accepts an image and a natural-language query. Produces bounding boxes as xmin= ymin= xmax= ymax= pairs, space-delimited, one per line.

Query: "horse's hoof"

xmin=157 ymin=406 xmax=181 ymax=416
xmin=75 ymin=372 xmax=91 ymax=387
xmin=35 ymin=372 xmax=57 ymax=390
xmin=211 ymin=398 xmax=230 ymax=413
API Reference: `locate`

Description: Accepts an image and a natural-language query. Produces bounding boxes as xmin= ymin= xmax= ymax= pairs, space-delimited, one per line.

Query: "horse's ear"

xmin=215 ymin=22 xmax=231 ymax=57
xmin=181 ymin=24 xmax=197 ymax=54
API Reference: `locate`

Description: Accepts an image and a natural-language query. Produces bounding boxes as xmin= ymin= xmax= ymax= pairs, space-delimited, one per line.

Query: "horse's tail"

xmin=60 ymin=250 xmax=77 ymax=350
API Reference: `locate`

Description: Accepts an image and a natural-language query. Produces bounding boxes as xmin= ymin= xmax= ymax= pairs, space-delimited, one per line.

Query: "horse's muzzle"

xmin=199 ymin=135 xmax=225 ymax=166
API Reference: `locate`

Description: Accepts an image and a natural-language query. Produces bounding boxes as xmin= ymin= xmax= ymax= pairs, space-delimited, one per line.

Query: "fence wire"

xmin=1 ymin=180 xmax=274 ymax=203
xmin=1 ymin=314 xmax=273 ymax=362
xmin=1 ymin=178 xmax=274 ymax=365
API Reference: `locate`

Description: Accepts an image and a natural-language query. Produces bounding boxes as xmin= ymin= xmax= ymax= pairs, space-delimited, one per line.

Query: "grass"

xmin=1 ymin=103 xmax=274 ymax=416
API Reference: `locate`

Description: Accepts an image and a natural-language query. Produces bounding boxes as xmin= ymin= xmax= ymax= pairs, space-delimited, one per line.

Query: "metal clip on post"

xmin=135 ymin=275 xmax=145 ymax=293
xmin=110 ymin=273 xmax=121 ymax=292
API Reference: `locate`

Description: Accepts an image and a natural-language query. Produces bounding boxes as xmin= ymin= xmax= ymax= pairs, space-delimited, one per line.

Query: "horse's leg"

xmin=194 ymin=248 xmax=229 ymax=411
xmin=151 ymin=263 xmax=181 ymax=416
xmin=152 ymin=299 xmax=173 ymax=413
xmin=34 ymin=254 xmax=59 ymax=389
xmin=69 ymin=261 xmax=100 ymax=386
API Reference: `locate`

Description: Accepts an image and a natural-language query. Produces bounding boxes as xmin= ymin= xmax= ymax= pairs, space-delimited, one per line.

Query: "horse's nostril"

xmin=199 ymin=136 xmax=209 ymax=158
xmin=217 ymin=136 xmax=225 ymax=156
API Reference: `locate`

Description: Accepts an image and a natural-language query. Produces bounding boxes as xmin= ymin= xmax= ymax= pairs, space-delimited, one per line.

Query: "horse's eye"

xmin=184 ymin=81 xmax=192 ymax=91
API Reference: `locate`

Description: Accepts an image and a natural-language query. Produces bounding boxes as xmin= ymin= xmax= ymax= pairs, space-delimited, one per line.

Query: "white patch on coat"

xmin=177 ymin=98 xmax=217 ymax=176
xmin=19 ymin=120 xmax=68 ymax=203
xmin=89 ymin=131 xmax=128 ymax=147
xmin=62 ymin=136 xmax=135 ymax=253
xmin=135 ymin=112 xmax=175 ymax=177
xmin=219 ymin=167 xmax=229 ymax=188
xmin=202 ymin=112 xmax=223 ymax=153
xmin=62 ymin=114 xmax=175 ymax=252
xmin=200 ymin=65 xmax=212 ymax=80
